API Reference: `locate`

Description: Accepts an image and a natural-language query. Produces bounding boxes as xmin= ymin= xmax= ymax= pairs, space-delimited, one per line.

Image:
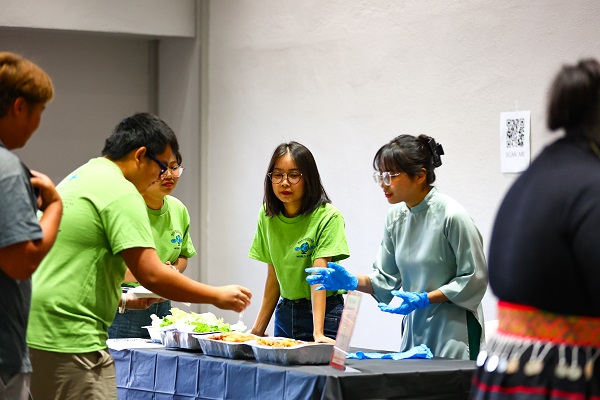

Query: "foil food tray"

xmin=143 ymin=326 xmax=175 ymax=345
xmin=193 ymin=333 xmax=257 ymax=359
xmin=250 ymin=340 xmax=334 ymax=365
xmin=164 ymin=330 xmax=202 ymax=350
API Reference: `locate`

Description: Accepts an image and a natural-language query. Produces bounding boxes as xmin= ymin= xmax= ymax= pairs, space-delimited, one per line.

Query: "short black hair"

xmin=547 ymin=58 xmax=600 ymax=139
xmin=373 ymin=134 xmax=442 ymax=185
xmin=263 ymin=141 xmax=331 ymax=217
xmin=101 ymin=113 xmax=179 ymax=161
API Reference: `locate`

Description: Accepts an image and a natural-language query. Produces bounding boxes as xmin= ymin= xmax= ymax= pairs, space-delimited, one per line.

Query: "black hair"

xmin=547 ymin=58 xmax=600 ymax=140
xmin=174 ymin=149 xmax=183 ymax=165
xmin=101 ymin=113 xmax=179 ymax=161
xmin=263 ymin=141 xmax=331 ymax=217
xmin=372 ymin=134 xmax=444 ymax=185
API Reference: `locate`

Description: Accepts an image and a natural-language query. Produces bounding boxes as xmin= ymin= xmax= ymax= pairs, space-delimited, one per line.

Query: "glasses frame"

xmin=373 ymin=171 xmax=402 ymax=186
xmin=160 ymin=165 xmax=185 ymax=180
xmin=267 ymin=171 xmax=303 ymax=185
xmin=147 ymin=154 xmax=168 ymax=179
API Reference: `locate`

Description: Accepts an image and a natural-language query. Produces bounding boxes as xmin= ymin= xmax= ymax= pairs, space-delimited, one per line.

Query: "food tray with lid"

xmin=250 ymin=338 xmax=334 ymax=365
xmin=193 ymin=332 xmax=258 ymax=359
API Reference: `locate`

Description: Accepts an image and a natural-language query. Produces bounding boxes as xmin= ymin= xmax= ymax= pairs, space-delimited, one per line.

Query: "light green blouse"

xmin=369 ymin=187 xmax=488 ymax=360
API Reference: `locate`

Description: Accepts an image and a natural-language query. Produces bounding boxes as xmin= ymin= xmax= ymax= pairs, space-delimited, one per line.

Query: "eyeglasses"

xmin=160 ymin=165 xmax=185 ymax=179
xmin=373 ymin=171 xmax=402 ymax=186
xmin=267 ymin=171 xmax=303 ymax=184
xmin=147 ymin=154 xmax=168 ymax=179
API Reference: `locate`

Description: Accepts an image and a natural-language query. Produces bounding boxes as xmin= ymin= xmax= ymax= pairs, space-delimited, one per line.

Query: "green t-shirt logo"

xmin=295 ymin=239 xmax=315 ymax=257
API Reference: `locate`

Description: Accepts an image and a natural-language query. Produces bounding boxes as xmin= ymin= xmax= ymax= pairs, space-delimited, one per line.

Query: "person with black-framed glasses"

xmin=26 ymin=113 xmax=251 ymax=400
xmin=109 ymin=150 xmax=195 ymax=339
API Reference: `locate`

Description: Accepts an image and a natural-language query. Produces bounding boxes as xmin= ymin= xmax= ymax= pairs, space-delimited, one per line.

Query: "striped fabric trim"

xmin=497 ymin=301 xmax=600 ymax=347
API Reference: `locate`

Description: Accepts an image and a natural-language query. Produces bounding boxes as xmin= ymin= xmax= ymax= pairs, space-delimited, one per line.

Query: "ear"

xmin=11 ymin=97 xmax=27 ymax=116
xmin=416 ymin=168 xmax=427 ymax=184
xmin=133 ymin=147 xmax=148 ymax=166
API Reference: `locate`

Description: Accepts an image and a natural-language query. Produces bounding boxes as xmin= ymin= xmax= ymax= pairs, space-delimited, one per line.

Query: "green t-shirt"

xmin=125 ymin=195 xmax=197 ymax=287
xmin=27 ymin=157 xmax=156 ymax=353
xmin=249 ymin=203 xmax=350 ymax=300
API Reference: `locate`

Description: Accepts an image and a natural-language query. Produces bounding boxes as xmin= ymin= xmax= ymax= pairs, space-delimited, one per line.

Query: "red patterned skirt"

xmin=470 ymin=301 xmax=600 ymax=400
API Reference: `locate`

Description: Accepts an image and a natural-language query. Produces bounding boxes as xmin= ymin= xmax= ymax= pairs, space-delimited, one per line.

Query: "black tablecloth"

xmin=111 ymin=347 xmax=476 ymax=400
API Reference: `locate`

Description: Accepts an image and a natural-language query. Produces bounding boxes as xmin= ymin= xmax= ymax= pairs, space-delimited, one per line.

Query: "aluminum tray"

xmin=164 ymin=330 xmax=202 ymax=350
xmin=143 ymin=326 xmax=175 ymax=345
xmin=193 ymin=333 xmax=257 ymax=359
xmin=250 ymin=341 xmax=334 ymax=365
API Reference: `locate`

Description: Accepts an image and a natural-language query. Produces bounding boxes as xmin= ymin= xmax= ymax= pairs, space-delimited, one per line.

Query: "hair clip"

xmin=427 ymin=138 xmax=444 ymax=168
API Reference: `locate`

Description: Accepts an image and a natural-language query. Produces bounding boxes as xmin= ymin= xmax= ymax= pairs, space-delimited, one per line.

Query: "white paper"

xmin=128 ymin=286 xmax=161 ymax=298
xmin=500 ymin=111 xmax=531 ymax=173
xmin=106 ymin=338 xmax=164 ymax=350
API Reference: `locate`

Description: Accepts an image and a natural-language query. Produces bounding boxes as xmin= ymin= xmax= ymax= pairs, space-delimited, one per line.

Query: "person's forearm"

xmin=310 ymin=286 xmax=327 ymax=336
xmin=1 ymin=201 xmax=63 ymax=279
xmin=123 ymin=268 xmax=137 ymax=282
xmin=173 ymin=257 xmax=188 ymax=273
xmin=427 ymin=289 xmax=448 ymax=303
xmin=251 ymin=265 xmax=280 ymax=335
xmin=356 ymin=274 xmax=375 ymax=294
xmin=310 ymin=257 xmax=330 ymax=336
xmin=122 ymin=248 xmax=218 ymax=302
xmin=37 ymin=200 xmax=62 ymax=255
xmin=252 ymin=295 xmax=278 ymax=335
xmin=122 ymin=247 xmax=251 ymax=311
xmin=140 ymin=268 xmax=220 ymax=303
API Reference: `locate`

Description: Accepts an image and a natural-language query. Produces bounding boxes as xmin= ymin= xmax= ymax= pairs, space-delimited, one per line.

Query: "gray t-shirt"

xmin=0 ymin=141 xmax=43 ymax=374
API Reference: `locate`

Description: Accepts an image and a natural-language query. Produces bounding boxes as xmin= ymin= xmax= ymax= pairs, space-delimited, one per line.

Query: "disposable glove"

xmin=346 ymin=344 xmax=434 ymax=360
xmin=305 ymin=262 xmax=358 ymax=291
xmin=378 ymin=291 xmax=430 ymax=315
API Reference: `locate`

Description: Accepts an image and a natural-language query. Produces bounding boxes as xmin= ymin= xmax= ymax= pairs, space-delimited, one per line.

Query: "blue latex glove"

xmin=347 ymin=344 xmax=434 ymax=360
xmin=378 ymin=291 xmax=430 ymax=315
xmin=305 ymin=262 xmax=358 ymax=291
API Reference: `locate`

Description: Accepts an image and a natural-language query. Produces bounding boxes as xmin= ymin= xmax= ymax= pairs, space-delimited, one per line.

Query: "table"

xmin=111 ymin=347 xmax=476 ymax=400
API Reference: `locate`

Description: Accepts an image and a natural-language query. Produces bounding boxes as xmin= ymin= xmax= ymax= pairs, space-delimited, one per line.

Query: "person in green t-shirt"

xmin=109 ymin=149 xmax=196 ymax=339
xmin=249 ymin=141 xmax=350 ymax=344
xmin=27 ymin=113 xmax=251 ymax=400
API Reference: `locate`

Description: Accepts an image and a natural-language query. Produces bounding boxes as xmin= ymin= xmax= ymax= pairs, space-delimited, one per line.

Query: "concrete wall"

xmin=2 ymin=0 xmax=600 ymax=350
xmin=204 ymin=0 xmax=600 ymax=350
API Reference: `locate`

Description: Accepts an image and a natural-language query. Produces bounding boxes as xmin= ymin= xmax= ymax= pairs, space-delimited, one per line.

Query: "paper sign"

xmin=330 ymin=291 xmax=362 ymax=370
xmin=500 ymin=111 xmax=531 ymax=173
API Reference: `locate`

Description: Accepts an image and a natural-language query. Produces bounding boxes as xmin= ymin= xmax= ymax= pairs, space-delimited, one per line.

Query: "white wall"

xmin=0 ymin=0 xmax=195 ymax=37
xmin=3 ymin=0 xmax=600 ymax=351
xmin=0 ymin=29 xmax=152 ymax=182
xmin=204 ymin=0 xmax=600 ymax=350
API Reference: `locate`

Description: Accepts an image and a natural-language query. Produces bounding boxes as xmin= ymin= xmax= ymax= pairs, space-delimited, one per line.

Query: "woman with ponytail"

xmin=307 ymin=134 xmax=488 ymax=360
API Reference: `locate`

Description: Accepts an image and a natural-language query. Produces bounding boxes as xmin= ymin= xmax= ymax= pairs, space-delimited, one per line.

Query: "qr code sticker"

xmin=505 ymin=118 xmax=525 ymax=148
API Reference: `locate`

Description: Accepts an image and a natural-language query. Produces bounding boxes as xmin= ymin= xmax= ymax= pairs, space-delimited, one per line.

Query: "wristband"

xmin=118 ymin=292 xmax=127 ymax=314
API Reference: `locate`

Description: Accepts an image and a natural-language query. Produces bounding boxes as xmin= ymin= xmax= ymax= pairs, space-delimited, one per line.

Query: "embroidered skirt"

xmin=470 ymin=301 xmax=600 ymax=400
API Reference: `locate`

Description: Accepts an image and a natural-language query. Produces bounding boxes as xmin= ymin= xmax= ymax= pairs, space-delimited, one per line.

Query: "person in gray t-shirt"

xmin=0 ymin=52 xmax=62 ymax=400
